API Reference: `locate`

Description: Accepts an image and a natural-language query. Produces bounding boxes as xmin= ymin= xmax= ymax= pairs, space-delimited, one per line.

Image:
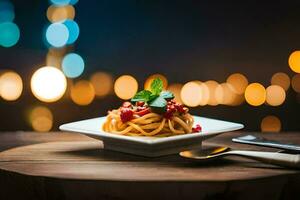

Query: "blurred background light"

xmin=288 ymin=51 xmax=300 ymax=73
xmin=50 ymin=0 xmax=71 ymax=6
xmin=291 ymin=74 xmax=300 ymax=93
xmin=114 ymin=75 xmax=138 ymax=100
xmin=271 ymin=72 xmax=290 ymax=91
xmin=62 ymin=53 xmax=84 ymax=78
xmin=144 ymin=74 xmax=168 ymax=91
xmin=0 ymin=0 xmax=14 ymax=22
xmin=69 ymin=0 xmax=78 ymax=5
xmin=205 ymin=80 xmax=219 ymax=106
xmin=70 ymin=80 xmax=95 ymax=105
xmin=90 ymin=72 xmax=113 ymax=97
xmin=31 ymin=66 xmax=67 ymax=102
xmin=46 ymin=47 xmax=67 ymax=68
xmin=215 ymin=82 xmax=237 ymax=105
xmin=261 ymin=115 xmax=281 ymax=132
xmin=180 ymin=81 xmax=202 ymax=107
xmin=245 ymin=83 xmax=266 ymax=106
xmin=63 ymin=19 xmax=79 ymax=44
xmin=196 ymin=81 xmax=209 ymax=106
xmin=266 ymin=85 xmax=286 ymax=106
xmin=30 ymin=106 xmax=53 ymax=132
xmin=167 ymin=83 xmax=183 ymax=104
xmin=0 ymin=71 xmax=22 ymax=101
xmin=226 ymin=73 xmax=248 ymax=95
xmin=0 ymin=22 xmax=20 ymax=47
xmin=46 ymin=5 xmax=75 ymax=23
xmin=45 ymin=22 xmax=69 ymax=47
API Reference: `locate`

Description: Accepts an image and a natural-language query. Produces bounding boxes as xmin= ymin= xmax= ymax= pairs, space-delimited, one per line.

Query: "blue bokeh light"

xmin=62 ymin=53 xmax=85 ymax=78
xmin=50 ymin=0 xmax=71 ymax=6
xmin=0 ymin=22 xmax=20 ymax=47
xmin=45 ymin=23 xmax=69 ymax=47
xmin=69 ymin=0 xmax=78 ymax=5
xmin=63 ymin=19 xmax=79 ymax=44
xmin=0 ymin=1 xmax=14 ymax=22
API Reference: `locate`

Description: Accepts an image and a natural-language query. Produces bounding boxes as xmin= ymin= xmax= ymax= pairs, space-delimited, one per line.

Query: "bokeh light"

xmin=167 ymin=83 xmax=183 ymax=104
xmin=50 ymin=0 xmax=71 ymax=6
xmin=266 ymin=85 xmax=286 ymax=106
xmin=205 ymin=80 xmax=219 ymax=106
xmin=288 ymin=51 xmax=300 ymax=73
xmin=31 ymin=66 xmax=67 ymax=102
xmin=90 ymin=72 xmax=113 ymax=97
xmin=144 ymin=74 xmax=168 ymax=91
xmin=291 ymin=74 xmax=300 ymax=93
xmin=181 ymin=81 xmax=202 ymax=107
xmin=0 ymin=0 xmax=14 ymax=22
xmin=70 ymin=80 xmax=95 ymax=105
xmin=271 ymin=72 xmax=290 ymax=91
xmin=47 ymin=5 xmax=75 ymax=23
xmin=215 ymin=83 xmax=237 ymax=105
xmin=226 ymin=73 xmax=248 ymax=95
xmin=63 ymin=19 xmax=79 ymax=44
xmin=30 ymin=106 xmax=53 ymax=132
xmin=245 ymin=83 xmax=266 ymax=106
xmin=261 ymin=115 xmax=281 ymax=132
xmin=46 ymin=47 xmax=67 ymax=68
xmin=62 ymin=53 xmax=84 ymax=78
xmin=0 ymin=71 xmax=22 ymax=101
xmin=114 ymin=75 xmax=138 ymax=100
xmin=0 ymin=22 xmax=20 ymax=47
xmin=45 ymin=22 xmax=69 ymax=47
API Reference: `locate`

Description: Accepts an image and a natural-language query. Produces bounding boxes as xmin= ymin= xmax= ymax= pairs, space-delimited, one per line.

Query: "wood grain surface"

xmin=0 ymin=131 xmax=299 ymax=200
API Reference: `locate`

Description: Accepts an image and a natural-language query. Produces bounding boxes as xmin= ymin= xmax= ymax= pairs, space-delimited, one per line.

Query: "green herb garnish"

xmin=131 ymin=78 xmax=174 ymax=113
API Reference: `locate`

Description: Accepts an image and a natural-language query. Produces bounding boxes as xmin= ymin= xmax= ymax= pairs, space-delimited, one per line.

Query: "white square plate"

xmin=59 ymin=116 xmax=244 ymax=157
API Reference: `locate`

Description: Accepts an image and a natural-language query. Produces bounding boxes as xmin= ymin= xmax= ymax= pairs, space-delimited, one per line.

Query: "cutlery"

xmin=180 ymin=146 xmax=300 ymax=168
xmin=232 ymin=135 xmax=300 ymax=152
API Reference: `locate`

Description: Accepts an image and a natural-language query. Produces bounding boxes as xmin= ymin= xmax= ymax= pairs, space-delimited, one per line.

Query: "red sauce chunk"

xmin=120 ymin=108 xmax=134 ymax=123
xmin=192 ymin=124 xmax=202 ymax=133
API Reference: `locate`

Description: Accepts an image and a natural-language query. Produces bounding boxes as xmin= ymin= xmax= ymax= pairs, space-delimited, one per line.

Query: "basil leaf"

xmin=131 ymin=90 xmax=152 ymax=102
xmin=160 ymin=91 xmax=174 ymax=100
xmin=149 ymin=96 xmax=167 ymax=113
xmin=150 ymin=78 xmax=163 ymax=95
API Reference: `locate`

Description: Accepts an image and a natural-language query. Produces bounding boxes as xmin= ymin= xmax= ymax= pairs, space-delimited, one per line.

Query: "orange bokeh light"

xmin=291 ymin=74 xmax=300 ymax=93
xmin=0 ymin=71 xmax=23 ymax=101
xmin=47 ymin=5 xmax=75 ymax=23
xmin=90 ymin=72 xmax=113 ymax=97
xmin=261 ymin=115 xmax=281 ymax=132
xmin=271 ymin=72 xmax=290 ymax=91
xmin=71 ymin=80 xmax=95 ymax=105
xmin=30 ymin=106 xmax=53 ymax=132
xmin=266 ymin=85 xmax=286 ymax=106
xmin=288 ymin=51 xmax=300 ymax=73
xmin=180 ymin=81 xmax=202 ymax=107
xmin=226 ymin=73 xmax=248 ymax=95
xmin=245 ymin=83 xmax=266 ymax=106
xmin=167 ymin=83 xmax=183 ymax=104
xmin=205 ymin=80 xmax=219 ymax=106
xmin=114 ymin=75 xmax=138 ymax=100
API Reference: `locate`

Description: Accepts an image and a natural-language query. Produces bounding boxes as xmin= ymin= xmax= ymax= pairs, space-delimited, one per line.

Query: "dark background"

xmin=0 ymin=0 xmax=299 ymax=131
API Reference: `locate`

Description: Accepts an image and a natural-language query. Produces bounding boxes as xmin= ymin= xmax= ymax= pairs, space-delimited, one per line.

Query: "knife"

xmin=232 ymin=135 xmax=300 ymax=153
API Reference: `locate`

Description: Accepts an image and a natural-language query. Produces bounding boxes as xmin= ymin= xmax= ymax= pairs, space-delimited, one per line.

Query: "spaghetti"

xmin=102 ymin=78 xmax=201 ymax=137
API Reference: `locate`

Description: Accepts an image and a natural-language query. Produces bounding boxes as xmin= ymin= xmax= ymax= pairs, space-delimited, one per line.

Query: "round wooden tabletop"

xmin=0 ymin=131 xmax=299 ymax=200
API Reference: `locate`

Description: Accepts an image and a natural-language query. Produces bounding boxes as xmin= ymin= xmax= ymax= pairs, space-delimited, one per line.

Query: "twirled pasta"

xmin=103 ymin=109 xmax=194 ymax=137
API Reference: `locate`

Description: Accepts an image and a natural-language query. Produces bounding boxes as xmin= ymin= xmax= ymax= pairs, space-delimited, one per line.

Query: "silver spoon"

xmin=179 ymin=146 xmax=300 ymax=168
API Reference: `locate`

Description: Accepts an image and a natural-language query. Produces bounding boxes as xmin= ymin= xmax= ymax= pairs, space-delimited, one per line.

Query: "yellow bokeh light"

xmin=0 ymin=71 xmax=23 ymax=101
xmin=245 ymin=83 xmax=266 ymax=106
xmin=226 ymin=73 xmax=248 ymax=95
xmin=114 ymin=75 xmax=138 ymax=100
xmin=288 ymin=51 xmax=300 ymax=73
xmin=90 ymin=72 xmax=113 ymax=97
xmin=46 ymin=48 xmax=67 ymax=68
xmin=167 ymin=83 xmax=183 ymax=104
xmin=205 ymin=80 xmax=219 ymax=106
xmin=291 ymin=74 xmax=300 ymax=93
xmin=180 ymin=81 xmax=202 ymax=107
xmin=47 ymin=5 xmax=75 ymax=23
xmin=71 ymin=80 xmax=95 ymax=106
xmin=266 ymin=85 xmax=286 ymax=106
xmin=144 ymin=74 xmax=168 ymax=91
xmin=31 ymin=66 xmax=67 ymax=102
xmin=271 ymin=72 xmax=290 ymax=91
xmin=261 ymin=115 xmax=281 ymax=132
xmin=215 ymin=83 xmax=237 ymax=105
xmin=30 ymin=106 xmax=53 ymax=132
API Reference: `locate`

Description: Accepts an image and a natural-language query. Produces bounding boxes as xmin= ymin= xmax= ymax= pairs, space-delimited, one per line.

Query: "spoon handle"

xmin=227 ymin=150 xmax=300 ymax=168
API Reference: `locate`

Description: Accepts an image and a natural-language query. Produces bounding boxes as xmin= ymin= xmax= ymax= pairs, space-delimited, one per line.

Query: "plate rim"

xmin=59 ymin=116 xmax=244 ymax=145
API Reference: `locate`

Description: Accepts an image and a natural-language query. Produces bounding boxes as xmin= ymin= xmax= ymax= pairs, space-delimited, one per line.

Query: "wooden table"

xmin=0 ymin=131 xmax=299 ymax=200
